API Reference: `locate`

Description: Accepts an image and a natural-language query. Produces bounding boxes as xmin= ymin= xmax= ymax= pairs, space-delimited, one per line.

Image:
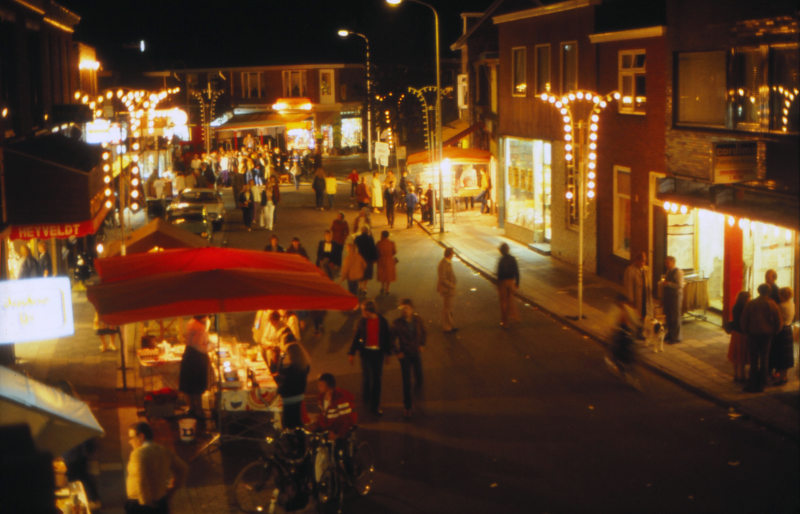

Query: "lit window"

xmin=561 ymin=42 xmax=578 ymax=94
xmin=282 ymin=70 xmax=307 ymax=98
xmin=536 ymin=44 xmax=550 ymax=95
xmin=512 ymin=47 xmax=527 ymax=96
xmin=242 ymin=72 xmax=261 ymax=99
xmin=613 ymin=166 xmax=631 ymax=259
xmin=619 ymin=50 xmax=646 ymax=114
xmin=769 ymin=46 xmax=799 ymax=133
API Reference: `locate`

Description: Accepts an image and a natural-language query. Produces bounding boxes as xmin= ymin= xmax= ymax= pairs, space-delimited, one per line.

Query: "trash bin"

xmin=178 ymin=418 xmax=197 ymax=443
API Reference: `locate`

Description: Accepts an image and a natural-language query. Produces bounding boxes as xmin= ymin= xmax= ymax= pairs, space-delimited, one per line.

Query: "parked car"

xmin=166 ymin=204 xmax=213 ymax=241
xmin=172 ymin=188 xmax=225 ymax=229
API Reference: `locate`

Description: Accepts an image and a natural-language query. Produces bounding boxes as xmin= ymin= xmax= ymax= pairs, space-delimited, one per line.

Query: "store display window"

xmin=744 ymin=223 xmax=796 ymax=297
xmin=504 ymin=138 xmax=552 ymax=241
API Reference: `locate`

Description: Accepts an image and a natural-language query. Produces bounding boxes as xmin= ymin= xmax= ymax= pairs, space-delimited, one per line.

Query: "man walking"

xmin=405 ymin=187 xmax=419 ymax=228
xmin=126 ymin=422 xmax=188 ymax=514
xmin=497 ymin=243 xmax=520 ymax=328
xmin=392 ymin=299 xmax=427 ymax=419
xmin=661 ymin=256 xmax=684 ymax=343
xmin=623 ymin=251 xmax=653 ymax=327
xmin=348 ymin=300 xmax=392 ymax=416
xmin=740 ymin=283 xmax=784 ymax=393
xmin=437 ymin=248 xmax=457 ymax=333
xmin=383 ymin=182 xmax=397 ymax=229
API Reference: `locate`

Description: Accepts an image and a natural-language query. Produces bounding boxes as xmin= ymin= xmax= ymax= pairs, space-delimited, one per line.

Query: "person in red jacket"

xmin=310 ymin=373 xmax=357 ymax=440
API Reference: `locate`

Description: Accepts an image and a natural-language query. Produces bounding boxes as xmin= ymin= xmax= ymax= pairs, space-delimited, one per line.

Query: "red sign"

xmin=9 ymin=205 xmax=109 ymax=241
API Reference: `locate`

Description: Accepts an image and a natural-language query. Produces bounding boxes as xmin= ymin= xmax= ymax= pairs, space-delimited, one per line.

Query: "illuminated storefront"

xmin=503 ymin=138 xmax=552 ymax=242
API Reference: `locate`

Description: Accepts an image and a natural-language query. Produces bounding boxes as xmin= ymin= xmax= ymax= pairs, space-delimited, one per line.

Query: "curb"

xmin=414 ymin=217 xmax=799 ymax=442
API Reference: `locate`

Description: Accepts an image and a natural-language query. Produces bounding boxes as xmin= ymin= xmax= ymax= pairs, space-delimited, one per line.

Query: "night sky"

xmin=59 ymin=0 xmax=493 ymax=78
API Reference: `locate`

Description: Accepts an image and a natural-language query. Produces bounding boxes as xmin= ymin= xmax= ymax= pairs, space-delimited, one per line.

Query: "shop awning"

xmin=441 ymin=119 xmax=470 ymax=144
xmin=658 ymin=191 xmax=800 ymax=232
xmin=407 ymin=146 xmax=493 ymax=166
xmin=1 ymin=134 xmax=107 ymax=241
xmin=217 ymin=112 xmax=311 ymax=131
xmin=314 ymin=111 xmax=340 ymax=127
xmin=442 ymin=121 xmax=485 ymax=147
xmin=103 ymin=218 xmax=209 ymax=257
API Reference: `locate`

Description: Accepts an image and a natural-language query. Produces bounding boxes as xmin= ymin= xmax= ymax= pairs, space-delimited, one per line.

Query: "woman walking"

xmin=179 ymin=314 xmax=213 ymax=419
xmin=371 ymin=172 xmax=383 ymax=213
xmin=354 ymin=226 xmax=378 ymax=296
xmin=239 ymin=183 xmax=254 ymax=231
xmin=727 ymin=291 xmax=750 ymax=383
xmin=325 ymin=171 xmax=337 ymax=210
xmin=770 ymin=287 xmax=795 ymax=386
xmin=340 ymin=243 xmax=366 ymax=296
xmin=376 ymin=230 xmax=397 ymax=295
xmin=356 ymin=176 xmax=371 ymax=210
xmin=275 ymin=342 xmax=310 ymax=429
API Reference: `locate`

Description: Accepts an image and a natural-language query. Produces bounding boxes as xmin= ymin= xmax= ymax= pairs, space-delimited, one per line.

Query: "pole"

xmin=577 ymin=121 xmax=584 ymax=321
xmin=433 ymin=6 xmax=444 ymax=234
xmin=365 ymin=36 xmax=373 ymax=171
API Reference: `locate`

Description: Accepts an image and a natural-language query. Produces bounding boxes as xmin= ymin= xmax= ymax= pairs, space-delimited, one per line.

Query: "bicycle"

xmin=315 ymin=427 xmax=374 ymax=514
xmin=604 ymin=325 xmax=645 ymax=392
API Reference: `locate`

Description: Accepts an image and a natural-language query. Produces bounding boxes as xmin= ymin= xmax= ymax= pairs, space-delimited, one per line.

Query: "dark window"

xmin=512 ymin=47 xmax=526 ymax=96
xmin=677 ymin=51 xmax=726 ymax=126
xmin=732 ymin=49 xmax=761 ymax=126
xmin=536 ymin=45 xmax=550 ymax=94
xmin=561 ymin=42 xmax=577 ymax=94
xmin=770 ymin=46 xmax=799 ymax=133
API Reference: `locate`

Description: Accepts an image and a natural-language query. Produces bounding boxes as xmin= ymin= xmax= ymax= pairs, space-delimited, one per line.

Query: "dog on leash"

xmin=643 ymin=317 xmax=665 ymax=353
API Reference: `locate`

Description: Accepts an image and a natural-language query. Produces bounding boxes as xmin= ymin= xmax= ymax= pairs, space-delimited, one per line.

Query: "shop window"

xmin=282 ymin=70 xmax=307 ymax=98
xmin=744 ymin=223 xmax=796 ymax=298
xmin=561 ymin=42 xmax=577 ymax=94
xmin=242 ymin=72 xmax=261 ymax=99
xmin=535 ymin=44 xmax=550 ymax=95
xmin=613 ymin=167 xmax=631 ymax=259
xmin=696 ymin=210 xmax=725 ymax=310
xmin=505 ymin=138 xmax=551 ymax=241
xmin=677 ymin=51 xmax=727 ymax=126
xmin=619 ymin=50 xmax=646 ymax=114
xmin=512 ymin=47 xmax=526 ymax=96
xmin=320 ymin=70 xmax=334 ymax=104
xmin=732 ymin=48 xmax=762 ymax=127
xmin=667 ymin=211 xmax=695 ymax=272
xmin=770 ymin=45 xmax=800 ymax=133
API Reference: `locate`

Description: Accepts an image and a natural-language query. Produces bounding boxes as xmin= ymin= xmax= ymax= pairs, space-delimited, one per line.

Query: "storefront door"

xmin=504 ymin=138 xmax=552 ymax=243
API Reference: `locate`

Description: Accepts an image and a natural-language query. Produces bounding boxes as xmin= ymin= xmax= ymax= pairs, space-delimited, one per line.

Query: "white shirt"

xmin=154 ymin=178 xmax=165 ymax=198
xmin=220 ymin=156 xmax=229 ymax=170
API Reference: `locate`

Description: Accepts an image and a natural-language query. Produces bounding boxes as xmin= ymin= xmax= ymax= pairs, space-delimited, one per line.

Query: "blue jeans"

xmin=399 ymin=352 xmax=423 ymax=410
xmin=292 ymin=173 xmax=299 ymax=190
xmin=475 ymin=190 xmax=489 ymax=213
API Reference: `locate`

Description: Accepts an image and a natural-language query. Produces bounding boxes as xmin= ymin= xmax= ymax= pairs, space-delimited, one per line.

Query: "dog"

xmin=643 ymin=317 xmax=665 ymax=353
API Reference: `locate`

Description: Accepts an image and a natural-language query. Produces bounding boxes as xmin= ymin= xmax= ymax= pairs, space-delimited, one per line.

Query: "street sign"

xmin=0 ymin=277 xmax=75 ymax=344
xmin=375 ymin=142 xmax=390 ymax=167
xmin=396 ymin=146 xmax=407 ymax=161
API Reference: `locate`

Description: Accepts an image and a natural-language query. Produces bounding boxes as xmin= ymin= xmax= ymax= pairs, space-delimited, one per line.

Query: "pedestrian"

xmin=238 ymin=183 xmax=254 ymax=231
xmin=316 ymin=230 xmax=339 ymax=280
xmin=308 ymin=373 xmax=358 ymax=441
xmin=353 ymin=207 xmax=371 ymax=236
xmin=623 ymin=251 xmax=653 ymax=335
xmin=258 ymin=177 xmax=269 ymax=228
xmin=437 ymin=248 xmax=457 ymax=333
xmin=474 ymin=169 xmax=491 ymax=214
xmin=280 ymin=309 xmax=301 ymax=341
xmin=325 ymin=171 xmax=337 ymax=210
xmin=126 ymin=422 xmax=188 ymax=514
xmin=661 ymin=256 xmax=684 ymax=343
xmin=37 ymin=241 xmax=52 ymax=277
xmin=269 ymin=175 xmax=281 ymax=227
xmin=425 ymin=184 xmax=435 ymax=226
xmin=348 ymin=300 xmax=393 ymax=416
xmin=312 ymin=168 xmax=326 ymax=210
xmin=405 ymin=187 xmax=419 ymax=228
xmin=290 ymin=159 xmax=300 ymax=190
xmin=398 ymin=170 xmax=409 ymax=197
xmin=16 ymin=245 xmax=39 ymax=278
xmin=354 ymin=226 xmax=378 ymax=296
xmin=356 ymin=176 xmax=371 ymax=210
xmin=275 ymin=341 xmax=311 ymax=429
xmin=765 ymin=269 xmax=781 ymax=305
xmin=340 ymin=243 xmax=366 ymax=296
xmin=497 ymin=243 xmax=520 ymax=329
xmin=94 ymin=311 xmax=119 ymax=352
xmin=264 ymin=234 xmax=285 ymax=253
xmin=371 ymin=172 xmax=383 ymax=213
xmin=383 ymin=182 xmax=396 ymax=228
xmin=740 ymin=283 xmax=784 ymax=393
xmin=220 ymin=151 xmax=230 ymax=187
xmin=376 ymin=230 xmax=397 ymax=295
xmin=286 ymin=237 xmax=309 ymax=259
xmin=179 ymin=314 xmax=213 ymax=419
xmin=251 ymin=178 xmax=263 ymax=229
xmin=331 ymin=212 xmax=350 ymax=263
xmin=392 ymin=298 xmax=426 ymax=419
xmin=348 ymin=169 xmax=360 ymax=198
xmin=769 ymin=287 xmax=795 ymax=386
xmin=726 ymin=290 xmax=750 ymax=384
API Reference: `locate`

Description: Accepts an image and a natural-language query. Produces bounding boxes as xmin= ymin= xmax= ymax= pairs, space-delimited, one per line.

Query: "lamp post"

xmin=338 ymin=30 xmax=373 ymax=170
xmin=387 ymin=0 xmax=444 ymax=233
xmin=540 ymin=89 xmax=619 ymax=321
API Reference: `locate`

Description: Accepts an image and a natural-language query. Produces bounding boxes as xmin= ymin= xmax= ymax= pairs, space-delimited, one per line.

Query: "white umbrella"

xmin=0 ymin=366 xmax=105 ymax=456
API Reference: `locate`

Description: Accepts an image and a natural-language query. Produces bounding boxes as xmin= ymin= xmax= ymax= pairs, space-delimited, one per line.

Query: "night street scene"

xmin=1 ymin=0 xmax=799 ymax=513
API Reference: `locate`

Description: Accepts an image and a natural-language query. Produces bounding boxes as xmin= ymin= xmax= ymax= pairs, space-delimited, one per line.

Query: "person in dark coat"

xmin=392 ymin=299 xmax=426 ymax=419
xmin=497 ymin=243 xmax=520 ymax=328
xmin=202 ymin=162 xmax=216 ymax=188
xmin=239 ymin=183 xmax=254 ymax=231
xmin=179 ymin=315 xmax=212 ymax=418
xmin=286 ymin=237 xmax=309 ymax=260
xmin=405 ymin=189 xmax=418 ymax=229
xmin=348 ymin=300 xmax=393 ymax=416
xmin=37 ymin=241 xmax=53 ymax=277
xmin=765 ymin=269 xmax=781 ymax=305
xmin=16 ymin=245 xmax=39 ymax=279
xmin=383 ymin=184 xmax=397 ymax=229
xmin=354 ymin=226 xmax=378 ymax=296
xmin=312 ymin=169 xmax=326 ymax=210
xmin=275 ymin=341 xmax=310 ymax=429
xmin=264 ymin=235 xmax=285 ymax=253
xmin=425 ymin=184 xmax=435 ymax=226
xmin=316 ymin=230 xmax=339 ymax=280
xmin=740 ymin=283 xmax=784 ymax=393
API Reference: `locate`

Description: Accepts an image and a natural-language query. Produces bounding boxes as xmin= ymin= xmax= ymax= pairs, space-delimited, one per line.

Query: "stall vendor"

xmin=260 ymin=311 xmax=297 ymax=371
xmin=179 ymin=314 xmax=213 ymax=419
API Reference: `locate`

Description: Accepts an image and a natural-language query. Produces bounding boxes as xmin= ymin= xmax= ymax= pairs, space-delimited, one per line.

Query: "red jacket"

xmin=315 ymin=388 xmax=357 ymax=439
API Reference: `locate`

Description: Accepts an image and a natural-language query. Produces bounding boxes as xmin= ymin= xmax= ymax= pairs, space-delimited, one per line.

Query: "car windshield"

xmin=169 ymin=213 xmax=206 ymax=223
xmin=180 ymin=192 xmax=217 ymax=203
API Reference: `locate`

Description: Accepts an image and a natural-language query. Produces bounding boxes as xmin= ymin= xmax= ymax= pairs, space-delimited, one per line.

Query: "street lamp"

xmin=540 ymin=90 xmax=619 ymax=321
xmin=338 ymin=29 xmax=373 ymax=170
xmin=386 ymin=0 xmax=444 ymax=233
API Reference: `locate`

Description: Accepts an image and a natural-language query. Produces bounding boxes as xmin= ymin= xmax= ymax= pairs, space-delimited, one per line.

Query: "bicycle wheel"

xmin=316 ymin=467 xmax=343 ymax=514
xmin=352 ymin=442 xmax=374 ymax=496
xmin=234 ymin=460 xmax=285 ymax=514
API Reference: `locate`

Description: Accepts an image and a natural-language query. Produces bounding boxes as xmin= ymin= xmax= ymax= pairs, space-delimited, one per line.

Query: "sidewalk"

xmin=416 ymin=208 xmax=800 ymax=441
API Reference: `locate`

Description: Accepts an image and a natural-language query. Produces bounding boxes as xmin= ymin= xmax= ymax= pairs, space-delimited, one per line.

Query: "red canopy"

xmin=87 ymin=268 xmax=358 ymax=325
xmin=406 ymin=147 xmax=493 ymax=166
xmin=95 ymin=247 xmax=324 ymax=283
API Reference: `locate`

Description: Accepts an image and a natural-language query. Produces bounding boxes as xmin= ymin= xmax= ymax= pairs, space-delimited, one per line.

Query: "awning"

xmin=407 ymin=147 xmax=493 ymax=166
xmin=441 ymin=119 xmax=470 ymax=144
xmin=442 ymin=121 xmax=485 ymax=147
xmin=659 ymin=192 xmax=800 ymax=232
xmin=217 ymin=112 xmax=311 ymax=131
xmin=103 ymin=218 xmax=209 ymax=257
xmin=315 ymin=111 xmax=340 ymax=127
xmin=1 ymin=134 xmax=106 ymax=240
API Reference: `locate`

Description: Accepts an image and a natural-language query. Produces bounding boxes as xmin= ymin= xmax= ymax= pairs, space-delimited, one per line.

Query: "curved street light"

xmin=386 ymin=0 xmax=444 ymax=233
xmin=338 ymin=29 xmax=373 ymax=170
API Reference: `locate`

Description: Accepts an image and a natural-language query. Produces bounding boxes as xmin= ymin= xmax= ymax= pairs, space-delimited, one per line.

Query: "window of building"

xmin=242 ymin=72 xmax=261 ymax=99
xmin=613 ymin=166 xmax=631 ymax=259
xmin=504 ymin=138 xmax=552 ymax=241
xmin=512 ymin=47 xmax=526 ymax=96
xmin=619 ymin=50 xmax=646 ymax=114
xmin=282 ymin=70 xmax=307 ymax=97
xmin=561 ymin=42 xmax=577 ymax=94
xmin=535 ymin=44 xmax=550 ymax=94
xmin=732 ymin=48 xmax=761 ymax=127
xmin=677 ymin=51 xmax=727 ymax=126
xmin=770 ymin=45 xmax=800 ymax=133
xmin=320 ymin=70 xmax=335 ymax=103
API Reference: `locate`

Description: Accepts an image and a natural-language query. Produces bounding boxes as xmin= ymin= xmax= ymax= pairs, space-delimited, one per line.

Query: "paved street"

xmin=12 ymin=171 xmax=799 ymax=514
